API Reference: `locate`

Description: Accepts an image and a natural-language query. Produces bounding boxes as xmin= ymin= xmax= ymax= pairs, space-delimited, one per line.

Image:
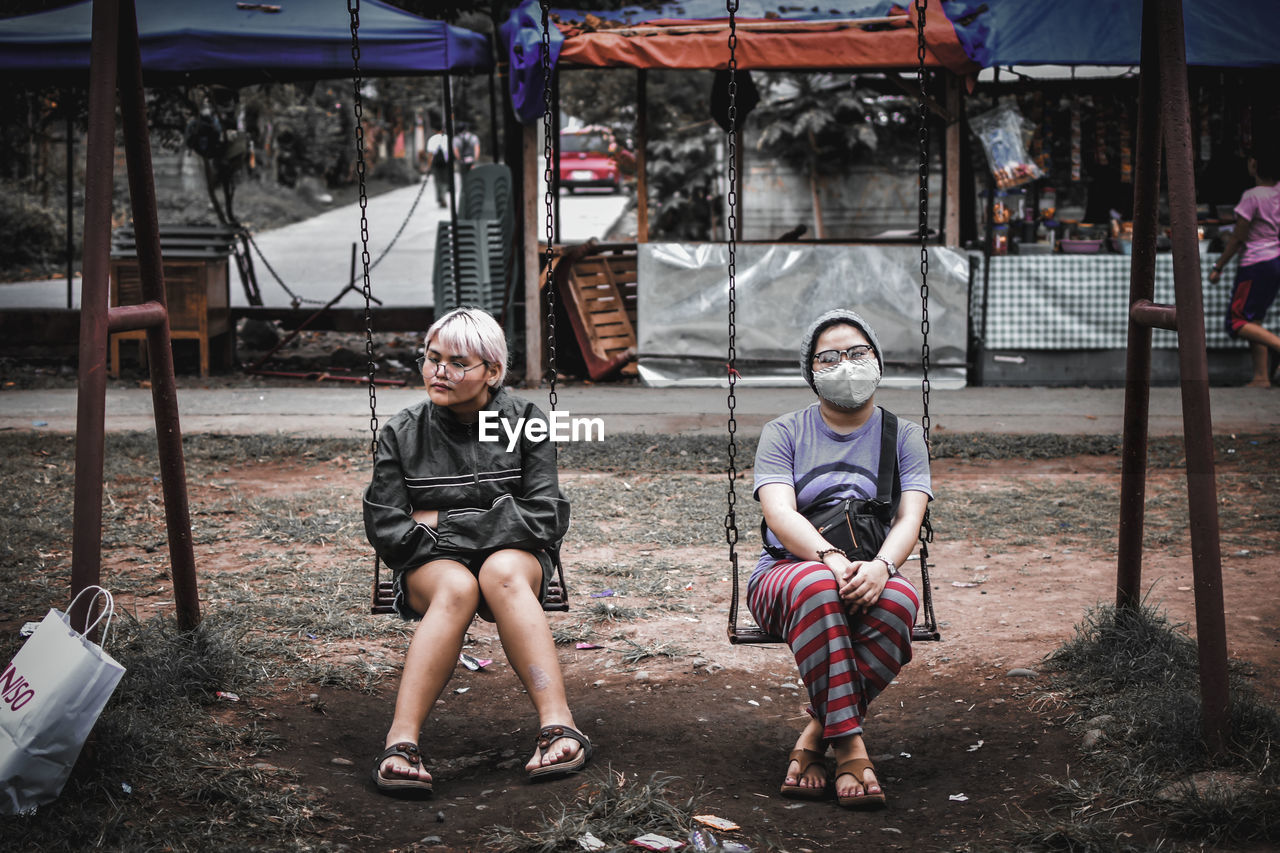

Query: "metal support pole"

xmin=1116 ymin=1 xmax=1163 ymax=611
xmin=116 ymin=0 xmax=200 ymax=630
xmin=70 ymin=0 xmax=120 ymax=635
xmin=1157 ymin=0 xmax=1229 ymax=755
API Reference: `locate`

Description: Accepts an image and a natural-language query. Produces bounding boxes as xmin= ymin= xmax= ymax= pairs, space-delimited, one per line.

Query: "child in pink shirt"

xmin=1209 ymin=151 xmax=1280 ymax=387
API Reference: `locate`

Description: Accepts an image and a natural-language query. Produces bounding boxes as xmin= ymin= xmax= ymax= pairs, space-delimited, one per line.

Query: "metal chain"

xmin=348 ymin=0 xmax=377 ymax=455
xmin=243 ymin=172 xmax=429 ymax=308
xmin=915 ymin=0 xmax=932 ymax=446
xmin=540 ymin=1 xmax=557 ymax=412
xmin=724 ymin=0 xmax=740 ymax=555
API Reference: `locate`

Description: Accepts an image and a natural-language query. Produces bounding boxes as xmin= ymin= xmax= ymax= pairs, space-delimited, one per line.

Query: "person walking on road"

xmin=425 ymin=128 xmax=452 ymax=208
xmin=453 ymin=123 xmax=480 ymax=175
xmin=1209 ymin=150 xmax=1280 ymax=387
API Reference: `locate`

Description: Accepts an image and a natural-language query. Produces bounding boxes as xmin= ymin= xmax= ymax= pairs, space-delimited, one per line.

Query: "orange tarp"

xmin=555 ymin=10 xmax=977 ymax=73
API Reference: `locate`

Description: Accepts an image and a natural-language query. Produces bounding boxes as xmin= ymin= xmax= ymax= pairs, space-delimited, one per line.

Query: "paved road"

xmin=3 ymin=384 xmax=1277 ymax=439
xmin=0 ymin=177 xmax=629 ymax=310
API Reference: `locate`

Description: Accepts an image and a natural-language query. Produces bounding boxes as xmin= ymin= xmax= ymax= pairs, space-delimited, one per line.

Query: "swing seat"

xmin=370 ymin=558 xmax=569 ymax=615
xmin=729 ymin=625 xmax=941 ymax=645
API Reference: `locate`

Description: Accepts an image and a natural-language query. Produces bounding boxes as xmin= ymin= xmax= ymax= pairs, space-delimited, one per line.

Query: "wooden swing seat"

xmin=371 ymin=560 xmax=569 ymax=615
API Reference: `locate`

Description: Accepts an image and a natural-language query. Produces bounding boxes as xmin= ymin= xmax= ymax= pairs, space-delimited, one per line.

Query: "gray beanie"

xmin=800 ymin=309 xmax=883 ymax=388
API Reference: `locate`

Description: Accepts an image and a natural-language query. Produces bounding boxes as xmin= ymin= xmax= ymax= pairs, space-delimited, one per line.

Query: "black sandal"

xmin=527 ymin=724 xmax=593 ymax=781
xmin=372 ymin=741 xmax=433 ymax=797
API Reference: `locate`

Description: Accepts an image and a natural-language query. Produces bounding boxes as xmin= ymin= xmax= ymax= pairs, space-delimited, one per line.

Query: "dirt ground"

xmin=14 ymin=434 xmax=1272 ymax=853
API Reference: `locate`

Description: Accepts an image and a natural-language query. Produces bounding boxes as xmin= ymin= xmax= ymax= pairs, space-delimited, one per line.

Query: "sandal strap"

xmin=377 ymin=741 xmax=422 ymax=767
xmin=535 ymin=724 xmax=590 ymax=753
xmin=835 ymin=757 xmax=877 ymax=784
xmin=787 ymin=748 xmax=826 ymax=776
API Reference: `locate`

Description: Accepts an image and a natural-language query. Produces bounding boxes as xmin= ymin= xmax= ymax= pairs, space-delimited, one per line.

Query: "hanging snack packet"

xmin=969 ymin=102 xmax=1043 ymax=190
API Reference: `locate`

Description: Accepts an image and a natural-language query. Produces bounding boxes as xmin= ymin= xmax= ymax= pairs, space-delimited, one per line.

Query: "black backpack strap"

xmin=876 ymin=408 xmax=901 ymax=513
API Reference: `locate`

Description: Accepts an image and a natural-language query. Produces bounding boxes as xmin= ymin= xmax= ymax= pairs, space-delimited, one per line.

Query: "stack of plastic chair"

xmin=432 ymin=165 xmax=516 ymax=317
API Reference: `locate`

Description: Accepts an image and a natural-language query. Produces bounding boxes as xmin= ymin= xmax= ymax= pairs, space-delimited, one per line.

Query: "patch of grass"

xmin=552 ymin=621 xmax=598 ymax=646
xmin=999 ymin=600 xmax=1280 ymax=850
xmin=2 ymin=612 xmax=345 ymax=852
xmin=616 ymin=638 xmax=685 ymax=665
xmin=584 ymin=601 xmax=647 ymax=623
xmin=485 ymin=768 xmax=702 ymax=852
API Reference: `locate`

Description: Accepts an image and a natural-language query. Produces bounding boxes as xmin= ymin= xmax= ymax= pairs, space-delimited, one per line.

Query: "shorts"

xmin=392 ymin=547 xmax=557 ymax=621
xmin=1225 ymin=256 xmax=1280 ymax=336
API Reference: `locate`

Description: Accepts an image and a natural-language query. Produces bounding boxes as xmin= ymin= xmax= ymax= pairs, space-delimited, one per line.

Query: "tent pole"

xmin=488 ymin=66 xmax=500 ymax=163
xmin=636 ymin=69 xmax=648 ymax=242
xmin=944 ymin=73 xmax=960 ymax=247
xmin=66 ymin=95 xmax=75 ymax=308
xmin=444 ymin=74 xmax=460 ymax=306
xmin=522 ymin=121 xmax=541 ymax=386
xmin=552 ymin=69 xmax=561 ymax=244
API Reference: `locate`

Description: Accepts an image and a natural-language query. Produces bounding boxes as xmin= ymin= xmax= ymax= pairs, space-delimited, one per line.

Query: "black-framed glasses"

xmin=417 ymin=354 xmax=488 ymax=381
xmin=813 ymin=345 xmax=874 ymax=365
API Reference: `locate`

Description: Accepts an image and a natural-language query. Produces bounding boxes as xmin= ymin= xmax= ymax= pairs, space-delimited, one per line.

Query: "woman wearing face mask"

xmin=750 ymin=309 xmax=932 ymax=810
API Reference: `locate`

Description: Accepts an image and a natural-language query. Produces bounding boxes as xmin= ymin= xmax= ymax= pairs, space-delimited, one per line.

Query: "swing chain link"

xmin=348 ymin=0 xmax=377 ymax=454
xmin=915 ymin=0 xmax=932 ymax=446
xmin=724 ymin=0 xmax=740 ymax=550
xmin=540 ymin=1 xmax=557 ymax=412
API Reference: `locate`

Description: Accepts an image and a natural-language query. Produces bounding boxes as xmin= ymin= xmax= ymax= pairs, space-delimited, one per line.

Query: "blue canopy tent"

xmin=939 ymin=0 xmax=1280 ymax=69
xmin=0 ymin=0 xmax=492 ymax=85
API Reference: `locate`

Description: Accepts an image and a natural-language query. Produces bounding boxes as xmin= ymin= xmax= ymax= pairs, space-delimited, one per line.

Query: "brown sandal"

xmin=372 ymin=741 xmax=433 ymax=797
xmin=527 ymin=724 xmax=593 ymax=781
xmin=835 ymin=756 xmax=886 ymax=809
xmin=779 ymin=748 xmax=828 ymax=800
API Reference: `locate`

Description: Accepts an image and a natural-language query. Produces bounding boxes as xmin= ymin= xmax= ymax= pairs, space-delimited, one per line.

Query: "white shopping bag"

xmin=0 ymin=586 xmax=127 ymax=815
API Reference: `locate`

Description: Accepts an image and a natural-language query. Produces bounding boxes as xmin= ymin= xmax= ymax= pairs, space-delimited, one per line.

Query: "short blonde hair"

xmin=424 ymin=307 xmax=508 ymax=385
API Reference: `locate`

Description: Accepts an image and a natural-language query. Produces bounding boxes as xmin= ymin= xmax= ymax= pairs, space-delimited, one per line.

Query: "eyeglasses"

xmin=417 ymin=354 xmax=488 ymax=382
xmin=814 ymin=345 xmax=874 ymax=365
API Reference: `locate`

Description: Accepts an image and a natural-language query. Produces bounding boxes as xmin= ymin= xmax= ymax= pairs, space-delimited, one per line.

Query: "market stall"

xmin=944 ymin=0 xmax=1280 ymax=384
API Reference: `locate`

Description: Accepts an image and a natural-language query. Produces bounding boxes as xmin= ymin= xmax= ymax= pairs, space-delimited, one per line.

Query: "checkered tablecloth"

xmin=975 ymin=254 xmax=1247 ymax=350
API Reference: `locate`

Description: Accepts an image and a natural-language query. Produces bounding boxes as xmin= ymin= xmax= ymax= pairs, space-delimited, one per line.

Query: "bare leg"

xmin=782 ymin=716 xmax=828 ymax=792
xmin=477 ymin=550 xmax=583 ymax=772
xmin=831 ymin=732 xmax=882 ymax=800
xmin=379 ymin=560 xmax=480 ymax=784
xmin=1236 ymin=322 xmax=1280 ymax=386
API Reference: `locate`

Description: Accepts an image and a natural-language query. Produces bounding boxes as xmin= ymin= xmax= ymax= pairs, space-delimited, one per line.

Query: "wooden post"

xmin=636 ymin=69 xmax=649 ymax=242
xmin=944 ymin=73 xmax=962 ymax=247
xmin=523 ymin=121 xmax=542 ymax=386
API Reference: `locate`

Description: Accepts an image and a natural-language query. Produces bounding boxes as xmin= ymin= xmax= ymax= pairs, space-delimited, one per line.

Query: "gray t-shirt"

xmin=752 ymin=404 xmax=933 ymax=584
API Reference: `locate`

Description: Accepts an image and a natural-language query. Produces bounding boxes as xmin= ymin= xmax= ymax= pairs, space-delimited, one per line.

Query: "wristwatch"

xmin=873 ymin=555 xmax=899 ymax=577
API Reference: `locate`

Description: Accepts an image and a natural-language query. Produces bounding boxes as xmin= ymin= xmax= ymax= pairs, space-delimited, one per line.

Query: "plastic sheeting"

xmin=0 ymin=0 xmax=491 ymax=85
xmin=636 ymin=243 xmax=970 ymax=388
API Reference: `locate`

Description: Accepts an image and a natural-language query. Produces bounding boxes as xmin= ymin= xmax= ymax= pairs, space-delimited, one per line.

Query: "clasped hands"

xmin=825 ymin=553 xmax=890 ymax=615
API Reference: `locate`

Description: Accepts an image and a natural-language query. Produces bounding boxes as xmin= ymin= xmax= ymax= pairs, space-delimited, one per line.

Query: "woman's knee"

xmin=477 ymin=549 xmax=542 ymax=600
xmin=407 ymin=562 xmax=480 ymax=615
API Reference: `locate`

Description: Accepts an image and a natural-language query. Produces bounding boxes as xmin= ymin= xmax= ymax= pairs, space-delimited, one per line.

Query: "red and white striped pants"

xmin=748 ymin=560 xmax=919 ymax=739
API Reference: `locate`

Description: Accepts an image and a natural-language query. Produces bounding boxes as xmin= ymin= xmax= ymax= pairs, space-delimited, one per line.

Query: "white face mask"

xmin=813 ymin=358 xmax=881 ymax=409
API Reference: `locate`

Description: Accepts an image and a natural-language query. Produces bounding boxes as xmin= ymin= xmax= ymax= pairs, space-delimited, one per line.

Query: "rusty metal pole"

xmin=1116 ymin=0 xmax=1163 ymax=609
xmin=1158 ymin=0 xmax=1230 ymax=754
xmin=69 ymin=0 xmax=123 ymax=634
xmin=116 ymin=0 xmax=200 ymax=629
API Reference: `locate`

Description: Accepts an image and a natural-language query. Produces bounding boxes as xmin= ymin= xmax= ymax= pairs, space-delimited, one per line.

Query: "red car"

xmin=558 ymin=128 xmax=632 ymax=194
